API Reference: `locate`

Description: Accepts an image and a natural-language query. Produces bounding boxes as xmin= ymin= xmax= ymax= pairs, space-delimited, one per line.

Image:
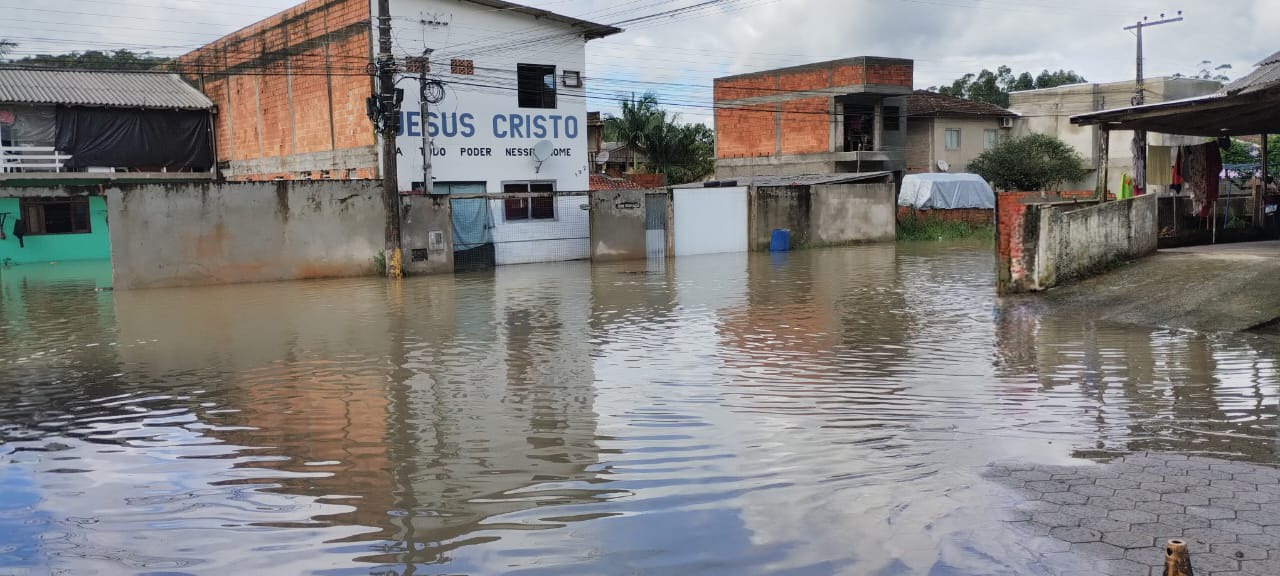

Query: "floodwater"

xmin=0 ymin=243 xmax=1277 ymax=575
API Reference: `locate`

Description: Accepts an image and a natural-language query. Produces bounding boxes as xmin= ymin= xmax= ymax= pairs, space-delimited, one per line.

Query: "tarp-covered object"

xmin=55 ymin=107 xmax=212 ymax=170
xmin=898 ymin=173 xmax=995 ymax=210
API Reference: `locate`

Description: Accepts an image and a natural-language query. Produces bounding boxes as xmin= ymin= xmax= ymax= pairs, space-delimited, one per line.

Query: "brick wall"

xmin=898 ymin=206 xmax=993 ymax=227
xmin=996 ymin=192 xmax=1034 ymax=294
xmin=781 ymin=97 xmax=829 ymax=155
xmin=714 ymin=58 xmax=913 ymax=161
xmin=716 ymin=104 xmax=777 ymax=158
xmin=178 ymin=0 xmax=375 ymax=181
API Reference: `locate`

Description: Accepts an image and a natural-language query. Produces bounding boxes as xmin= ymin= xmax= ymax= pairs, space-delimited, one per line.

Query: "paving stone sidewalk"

xmin=986 ymin=452 xmax=1280 ymax=576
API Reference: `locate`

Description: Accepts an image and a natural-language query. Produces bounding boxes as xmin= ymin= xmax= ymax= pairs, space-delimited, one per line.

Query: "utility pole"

xmin=376 ymin=0 xmax=403 ymax=278
xmin=415 ymin=49 xmax=434 ymax=196
xmin=1123 ymin=11 xmax=1182 ymax=197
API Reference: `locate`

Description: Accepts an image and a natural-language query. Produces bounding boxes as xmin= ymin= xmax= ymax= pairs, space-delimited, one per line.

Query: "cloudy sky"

xmin=2 ymin=0 xmax=1277 ymax=124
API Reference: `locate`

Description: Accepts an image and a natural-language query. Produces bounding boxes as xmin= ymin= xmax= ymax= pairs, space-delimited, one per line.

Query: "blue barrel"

xmin=769 ymin=229 xmax=791 ymax=252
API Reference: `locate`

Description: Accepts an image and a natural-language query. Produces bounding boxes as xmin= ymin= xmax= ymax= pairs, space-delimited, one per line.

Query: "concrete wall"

xmin=489 ymin=194 xmax=591 ymax=265
xmin=108 ymin=181 xmax=385 ymax=289
xmin=0 ymin=191 xmax=110 ymax=265
xmin=589 ymin=189 xmax=648 ymax=261
xmin=401 ymin=195 xmax=453 ymax=275
xmin=997 ymin=192 xmax=1157 ymax=293
xmin=749 ymin=182 xmax=895 ymax=250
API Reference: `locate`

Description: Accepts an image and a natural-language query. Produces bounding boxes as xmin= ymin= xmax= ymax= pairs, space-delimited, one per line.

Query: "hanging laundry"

xmin=1119 ymin=174 xmax=1134 ymax=200
xmin=1202 ymin=142 xmax=1222 ymax=218
xmin=1147 ymin=146 xmax=1173 ymax=187
xmin=1186 ymin=145 xmax=1208 ymax=215
xmin=1171 ymin=146 xmax=1185 ymax=193
xmin=12 ymin=218 xmax=25 ymax=249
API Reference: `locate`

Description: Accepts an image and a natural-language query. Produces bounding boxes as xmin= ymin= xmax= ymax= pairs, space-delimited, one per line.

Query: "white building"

xmin=389 ymin=0 xmax=621 ymax=266
xmin=1008 ymin=77 xmax=1222 ymax=193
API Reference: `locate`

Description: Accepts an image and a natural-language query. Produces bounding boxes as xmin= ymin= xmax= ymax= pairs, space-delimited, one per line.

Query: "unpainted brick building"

xmin=713 ymin=57 xmax=913 ymax=180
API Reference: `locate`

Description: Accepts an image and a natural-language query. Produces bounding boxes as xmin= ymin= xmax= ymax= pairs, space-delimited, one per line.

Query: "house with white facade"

xmin=179 ymin=0 xmax=621 ymax=270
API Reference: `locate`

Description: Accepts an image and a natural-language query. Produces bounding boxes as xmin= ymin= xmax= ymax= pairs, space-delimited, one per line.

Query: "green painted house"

xmin=1 ymin=68 xmax=216 ymax=268
xmin=0 ymin=195 xmax=110 ymax=265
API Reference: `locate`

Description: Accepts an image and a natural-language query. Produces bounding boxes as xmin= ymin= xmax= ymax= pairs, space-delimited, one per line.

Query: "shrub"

xmin=968 ymin=133 xmax=1088 ymax=191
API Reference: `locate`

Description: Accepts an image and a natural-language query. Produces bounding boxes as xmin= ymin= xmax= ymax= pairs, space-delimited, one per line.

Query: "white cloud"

xmin=3 ymin=0 xmax=1274 ymax=126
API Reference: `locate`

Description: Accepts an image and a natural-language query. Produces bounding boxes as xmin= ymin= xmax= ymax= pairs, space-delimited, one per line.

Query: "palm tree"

xmin=0 ymin=40 xmax=15 ymax=59
xmin=603 ymin=92 xmax=660 ymax=172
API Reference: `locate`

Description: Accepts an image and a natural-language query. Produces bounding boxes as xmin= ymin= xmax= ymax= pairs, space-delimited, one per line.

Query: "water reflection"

xmin=0 ymin=243 xmax=1277 ymax=574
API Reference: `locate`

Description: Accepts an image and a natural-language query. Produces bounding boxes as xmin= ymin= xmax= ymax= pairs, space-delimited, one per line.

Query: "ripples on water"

xmin=0 ymin=244 xmax=1276 ymax=574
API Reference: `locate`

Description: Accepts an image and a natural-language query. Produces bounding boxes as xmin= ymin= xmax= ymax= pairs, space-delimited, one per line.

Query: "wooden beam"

xmin=1097 ymin=127 xmax=1110 ymax=201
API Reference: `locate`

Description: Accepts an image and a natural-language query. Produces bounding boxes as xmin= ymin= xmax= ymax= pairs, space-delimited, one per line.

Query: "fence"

xmin=0 ymin=146 xmax=72 ymax=173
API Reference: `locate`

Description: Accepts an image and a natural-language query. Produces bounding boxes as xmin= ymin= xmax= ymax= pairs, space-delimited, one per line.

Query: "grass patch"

xmin=897 ymin=218 xmax=994 ymax=242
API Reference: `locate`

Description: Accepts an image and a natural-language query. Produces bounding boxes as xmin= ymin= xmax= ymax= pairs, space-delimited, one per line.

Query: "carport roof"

xmin=1071 ymin=49 xmax=1280 ymax=136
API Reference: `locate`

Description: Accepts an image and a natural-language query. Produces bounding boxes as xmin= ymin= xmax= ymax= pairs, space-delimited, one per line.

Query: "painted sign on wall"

xmin=393 ymin=88 xmax=590 ymax=192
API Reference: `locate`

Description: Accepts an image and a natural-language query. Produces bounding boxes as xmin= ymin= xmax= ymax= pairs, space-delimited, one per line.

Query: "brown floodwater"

xmin=0 ymin=242 xmax=1277 ymax=575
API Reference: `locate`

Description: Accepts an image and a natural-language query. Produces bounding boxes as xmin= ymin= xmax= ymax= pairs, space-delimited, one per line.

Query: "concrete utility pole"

xmin=416 ymin=49 xmax=434 ymax=196
xmin=377 ymin=0 xmax=404 ymax=278
xmin=1124 ymin=12 xmax=1183 ymax=196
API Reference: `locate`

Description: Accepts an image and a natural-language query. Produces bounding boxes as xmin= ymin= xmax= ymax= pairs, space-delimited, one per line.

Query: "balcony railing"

xmin=0 ymin=145 xmax=72 ymax=173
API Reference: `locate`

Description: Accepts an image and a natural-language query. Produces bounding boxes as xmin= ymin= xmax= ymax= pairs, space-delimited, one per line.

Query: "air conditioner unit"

xmin=1000 ymin=117 xmax=1014 ymax=129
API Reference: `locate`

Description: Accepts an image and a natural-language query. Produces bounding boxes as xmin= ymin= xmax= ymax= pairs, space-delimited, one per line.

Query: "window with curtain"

xmin=945 ymin=129 xmax=961 ymax=151
xmin=984 ymin=129 xmax=998 ymax=150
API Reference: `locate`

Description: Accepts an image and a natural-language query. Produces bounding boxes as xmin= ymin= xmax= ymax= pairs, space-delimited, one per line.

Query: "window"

xmin=503 ymin=182 xmax=555 ymax=221
xmin=20 ymin=198 xmax=91 ymax=235
xmin=562 ymin=70 xmax=582 ymax=88
xmin=984 ymin=129 xmax=998 ymax=150
xmin=882 ymin=106 xmax=901 ymax=131
xmin=945 ymin=128 xmax=961 ymax=151
xmin=517 ymin=64 xmax=556 ymax=109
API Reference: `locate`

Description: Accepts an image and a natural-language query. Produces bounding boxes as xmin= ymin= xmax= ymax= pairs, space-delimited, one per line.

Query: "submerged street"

xmin=1 ymin=242 xmax=1278 ymax=575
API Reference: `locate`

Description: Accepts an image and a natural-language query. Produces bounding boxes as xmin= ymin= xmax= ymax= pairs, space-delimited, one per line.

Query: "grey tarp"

xmin=898 ymin=173 xmax=996 ymax=210
xmin=0 ymin=105 xmax=56 ymax=146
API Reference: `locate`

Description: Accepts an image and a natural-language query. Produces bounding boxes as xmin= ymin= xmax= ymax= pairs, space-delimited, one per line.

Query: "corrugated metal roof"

xmin=1223 ymin=56 xmax=1280 ymax=96
xmin=0 ymin=68 xmax=213 ymax=110
xmin=670 ymin=172 xmax=894 ymax=189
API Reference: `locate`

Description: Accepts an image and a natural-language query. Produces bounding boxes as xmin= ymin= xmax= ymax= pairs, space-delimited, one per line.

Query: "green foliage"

xmin=968 ymin=133 xmax=1088 ymax=192
xmin=603 ymin=92 xmax=716 ymax=185
xmin=1173 ymin=60 xmax=1232 ymax=83
xmin=897 ymin=216 xmax=993 ymax=242
xmin=1222 ymin=139 xmax=1256 ymax=165
xmin=0 ymin=39 xmax=15 ymax=59
xmin=6 ymin=49 xmax=172 ymax=70
xmin=933 ymin=66 xmax=1086 ymax=107
xmin=373 ymin=251 xmax=387 ymax=276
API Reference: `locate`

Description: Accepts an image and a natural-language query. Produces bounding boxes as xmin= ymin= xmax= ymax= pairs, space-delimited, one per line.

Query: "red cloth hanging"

xmin=1199 ymin=144 xmax=1222 ymax=218
xmin=1172 ymin=148 xmax=1184 ymax=186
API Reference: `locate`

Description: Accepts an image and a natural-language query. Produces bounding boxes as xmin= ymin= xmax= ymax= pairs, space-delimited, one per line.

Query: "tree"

xmin=604 ymin=92 xmax=716 ymax=184
xmin=1173 ymin=60 xmax=1232 ymax=83
xmin=0 ymin=39 xmax=15 ymax=59
xmin=7 ymin=49 xmax=171 ymax=71
xmin=933 ymin=66 xmax=1087 ymax=107
xmin=968 ymin=133 xmax=1088 ymax=191
xmin=603 ymin=93 xmax=660 ymax=172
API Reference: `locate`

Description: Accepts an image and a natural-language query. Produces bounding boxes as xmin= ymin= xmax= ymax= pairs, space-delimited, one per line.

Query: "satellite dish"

xmin=532 ymin=140 xmax=554 ymax=174
xmin=595 ymin=149 xmax=611 ymax=164
xmin=937 ymin=160 xmax=951 ymax=172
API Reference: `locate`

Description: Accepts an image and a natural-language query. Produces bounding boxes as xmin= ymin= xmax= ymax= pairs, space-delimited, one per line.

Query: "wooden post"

xmin=1163 ymin=539 xmax=1194 ymax=576
xmin=1260 ymin=134 xmax=1270 ymax=230
xmin=1097 ymin=127 xmax=1111 ymax=201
